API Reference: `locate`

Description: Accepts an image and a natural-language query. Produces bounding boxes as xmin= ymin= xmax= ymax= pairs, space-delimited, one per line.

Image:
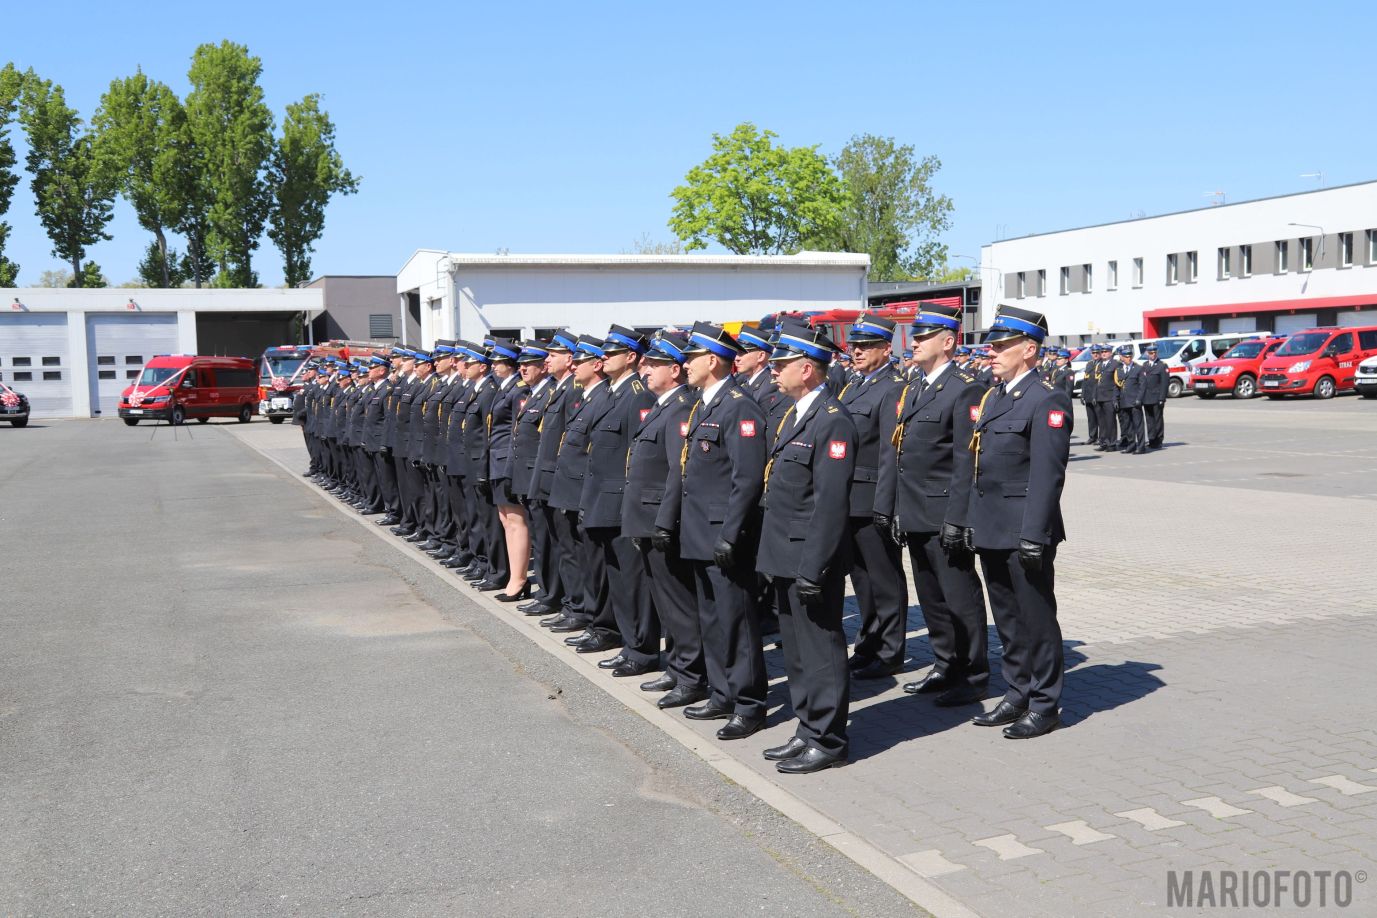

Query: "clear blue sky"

xmin=4 ymin=0 xmax=1374 ymax=286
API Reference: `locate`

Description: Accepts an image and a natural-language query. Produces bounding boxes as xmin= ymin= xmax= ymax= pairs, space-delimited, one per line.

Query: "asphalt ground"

xmin=0 ymin=418 xmax=926 ymax=917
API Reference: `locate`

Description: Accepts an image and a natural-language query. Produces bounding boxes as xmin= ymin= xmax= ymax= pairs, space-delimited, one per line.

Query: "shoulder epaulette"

xmin=1041 ymin=379 xmax=1054 ymax=390
xmin=890 ymin=374 xmax=903 ymax=383
xmin=826 ymin=405 xmax=839 ymax=414
xmin=956 ymin=371 xmax=976 ymax=383
xmin=630 ymin=379 xmax=644 ymax=393
xmin=729 ymin=389 xmax=743 ymax=399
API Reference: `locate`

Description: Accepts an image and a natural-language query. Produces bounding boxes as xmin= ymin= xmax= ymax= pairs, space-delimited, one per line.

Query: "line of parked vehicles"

xmin=1070 ymin=325 xmax=1377 ymax=401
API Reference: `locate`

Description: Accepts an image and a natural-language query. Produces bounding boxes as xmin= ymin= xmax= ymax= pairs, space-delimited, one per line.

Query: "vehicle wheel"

xmin=1314 ymin=376 xmax=1336 ymax=399
xmin=196 ymin=417 xmax=209 ymax=424
xmin=1167 ymin=377 xmax=1183 ymax=398
xmin=1233 ymin=374 xmax=1257 ymax=399
xmin=122 ymin=418 xmax=139 ymax=427
xmin=1197 ymin=392 xmax=1216 ymax=399
xmin=171 ymin=404 xmax=186 ymax=425
xmin=268 ymin=416 xmax=285 ymax=424
xmin=238 ymin=403 xmax=253 ymax=423
xmin=9 ymin=417 xmax=27 ymax=428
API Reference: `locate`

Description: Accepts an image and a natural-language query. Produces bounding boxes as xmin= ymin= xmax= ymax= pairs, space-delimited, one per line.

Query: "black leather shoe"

xmin=934 ymin=683 xmax=988 ymax=707
xmin=495 ymin=584 xmax=533 ymax=602
xmin=440 ymin=557 xmax=467 ymax=569
xmin=683 ymin=700 xmax=731 ymax=721
xmin=640 ymin=673 xmax=676 ymax=692
xmin=972 ymin=699 xmax=1028 ymax=727
xmin=418 ymin=540 xmax=443 ymax=552
xmin=539 ymin=613 xmax=569 ymax=628
xmin=657 ymin=685 xmax=707 ymax=709
xmin=763 ymin=737 xmax=808 ymax=761
xmin=612 ymin=660 xmax=657 ymax=678
xmin=463 ymin=570 xmax=489 ymax=582
xmin=901 ymin=669 xmax=950 ymax=695
xmin=597 ymin=654 xmax=627 ymax=670
xmin=377 ymin=515 xmax=401 ymax=526
xmin=390 ymin=526 xmax=415 ymax=537
xmin=475 ymin=580 xmax=504 ymax=592
xmin=574 ymin=634 xmax=623 ymax=654
xmin=404 ymin=532 xmax=427 ymax=543
xmin=516 ymin=599 xmax=546 ymax=613
xmin=852 ymin=660 xmax=903 ymax=680
xmin=716 ymin=714 xmax=763 ymax=740
xmin=847 ymin=654 xmax=875 ymax=671
xmin=549 ymin=618 xmax=589 ymax=634
xmin=776 ymin=747 xmax=846 ymax=774
xmin=1003 ymin=710 xmax=1061 ymax=739
xmin=522 ymin=604 xmax=557 ymax=617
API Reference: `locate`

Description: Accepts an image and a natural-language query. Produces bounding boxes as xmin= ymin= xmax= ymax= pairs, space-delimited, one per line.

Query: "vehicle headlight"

xmin=1287 ymin=361 xmax=1311 ymax=373
xmin=1215 ymin=365 xmax=1235 ymax=375
xmin=145 ymin=395 xmax=169 ymax=404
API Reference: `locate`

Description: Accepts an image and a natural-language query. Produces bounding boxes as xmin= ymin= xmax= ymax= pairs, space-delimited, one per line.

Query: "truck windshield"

xmin=262 ymin=356 xmax=307 ymax=383
xmin=1275 ymin=333 xmax=1329 ymax=356
xmin=137 ymin=367 xmax=180 ymax=386
xmin=1222 ymin=341 xmax=1265 ymax=359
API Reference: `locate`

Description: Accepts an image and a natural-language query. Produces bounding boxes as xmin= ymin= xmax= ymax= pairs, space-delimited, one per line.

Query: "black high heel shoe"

xmin=494 ymin=583 xmax=532 ymax=602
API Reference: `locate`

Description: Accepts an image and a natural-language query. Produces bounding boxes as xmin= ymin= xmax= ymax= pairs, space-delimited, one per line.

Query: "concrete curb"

xmin=230 ymin=428 xmax=981 ymax=918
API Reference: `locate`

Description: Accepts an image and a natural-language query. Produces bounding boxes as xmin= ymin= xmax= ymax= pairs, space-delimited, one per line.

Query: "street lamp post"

xmin=1288 ymin=222 xmax=1326 ymax=262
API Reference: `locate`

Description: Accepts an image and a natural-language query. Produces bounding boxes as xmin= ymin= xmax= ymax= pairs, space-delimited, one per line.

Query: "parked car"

xmin=1258 ymin=326 xmax=1377 ymax=398
xmin=1354 ymin=355 xmax=1377 ymax=399
xmin=0 ymin=380 xmax=30 ymax=427
xmin=1147 ymin=331 xmax=1262 ymax=398
xmin=118 ymin=355 xmax=260 ymax=425
xmin=1189 ymin=336 xmax=1286 ymax=399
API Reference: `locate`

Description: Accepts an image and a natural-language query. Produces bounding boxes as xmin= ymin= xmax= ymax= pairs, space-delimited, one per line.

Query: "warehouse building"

xmin=979 ymin=180 xmax=1377 ymax=343
xmin=395 ymin=250 xmax=871 ymax=346
xmin=1 ymin=287 xmax=323 ymax=418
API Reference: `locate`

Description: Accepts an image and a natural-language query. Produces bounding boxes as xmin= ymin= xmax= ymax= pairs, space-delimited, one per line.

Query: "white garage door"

xmin=1217 ymin=317 xmax=1258 ymax=333
xmin=86 ymin=314 xmax=179 ymax=417
xmin=1273 ymin=313 xmax=1318 ymax=336
xmin=1336 ymin=309 xmax=1377 ymax=327
xmin=0 ymin=313 xmax=72 ymax=416
xmin=1167 ymin=320 xmax=1201 ymax=334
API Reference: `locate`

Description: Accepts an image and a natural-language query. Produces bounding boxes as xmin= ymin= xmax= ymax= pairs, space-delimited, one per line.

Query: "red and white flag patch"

xmin=679 ymin=421 xmax=689 ymax=436
xmin=739 ymin=420 xmax=757 ymax=438
xmin=639 ymin=408 xmax=651 ymax=422
xmin=828 ymin=440 xmax=848 ymax=459
xmin=969 ymin=405 xmax=980 ymax=422
xmin=1047 ymin=410 xmax=1065 ymax=428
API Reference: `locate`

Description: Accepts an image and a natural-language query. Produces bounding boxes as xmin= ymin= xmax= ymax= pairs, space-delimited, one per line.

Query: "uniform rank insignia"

xmin=680 ymin=421 xmax=689 ymax=436
xmin=739 ymin=420 xmax=757 ymax=437
xmin=1047 ymin=410 xmax=1066 ymax=428
xmin=828 ymin=440 xmax=847 ymax=459
xmin=640 ymin=408 xmax=651 ymax=422
xmin=969 ymin=405 xmax=980 ymax=422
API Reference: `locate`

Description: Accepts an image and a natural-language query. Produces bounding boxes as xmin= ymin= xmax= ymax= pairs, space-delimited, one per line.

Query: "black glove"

xmin=475 ymin=478 xmax=492 ymax=498
xmin=577 ymin=510 xmax=586 ymax=526
xmin=939 ymin=522 xmax=966 ymax=555
xmin=875 ymin=513 xmax=904 ymax=546
xmin=795 ymin=576 xmax=823 ymax=604
xmin=651 ymin=527 xmax=674 ymax=553
xmin=631 ymin=536 xmax=646 ymax=551
xmin=712 ymin=537 xmax=735 ymax=569
xmin=1017 ymin=539 xmax=1044 ymax=572
xmin=410 ymin=459 xmax=422 ymax=469
xmin=962 ymin=526 xmax=975 ymax=554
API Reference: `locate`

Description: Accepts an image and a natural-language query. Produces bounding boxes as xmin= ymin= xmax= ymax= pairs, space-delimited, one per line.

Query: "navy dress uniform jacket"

xmin=838 ymin=369 xmax=905 ymax=518
xmin=968 ymin=373 xmax=1072 ymax=550
xmin=677 ymin=382 xmax=767 ymax=563
xmin=510 ymin=378 xmax=554 ymax=497
xmin=623 ymin=386 xmax=694 ymax=538
xmin=532 ymin=377 xmax=575 ymax=502
xmin=548 ymin=381 xmax=610 ymax=512
xmin=463 ymin=377 xmax=498 ymax=481
xmin=1141 ymin=360 xmax=1168 ymax=403
xmin=487 ymin=376 xmax=525 ymax=481
xmin=1118 ymin=362 xmax=1146 ymax=408
xmin=756 ymin=393 xmax=856 ymax=582
xmin=580 ymin=376 xmax=655 ymax=527
xmin=876 ymin=365 xmax=986 ymax=533
xmin=362 ymin=380 xmax=390 ymax=452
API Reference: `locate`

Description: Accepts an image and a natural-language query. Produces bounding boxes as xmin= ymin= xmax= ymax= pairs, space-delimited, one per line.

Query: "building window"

xmin=43 ymin=371 xmax=62 ymax=381
xmin=1107 ymin=260 xmax=1118 ymax=290
xmin=1218 ymin=247 xmax=1231 ymax=279
xmin=125 ymin=355 xmax=143 ymax=364
xmin=1300 ymin=237 xmax=1314 ymax=272
xmin=368 ymin=314 xmax=395 ymax=339
xmin=1240 ymin=244 xmax=1252 ymax=276
xmin=1037 ymin=269 xmax=1046 ymax=297
xmin=97 ymin=355 xmax=115 ymax=365
xmin=1017 ymin=272 xmax=1026 ymax=299
xmin=1187 ymin=251 xmax=1198 ymax=282
xmin=13 ymin=357 xmax=31 ymax=367
xmin=1340 ymin=232 xmax=1354 ymax=267
xmin=1167 ymin=253 xmax=1179 ymax=285
xmin=126 ymin=370 xmax=140 ymax=379
xmin=98 ymin=370 xmax=116 ymax=380
xmin=13 ymin=372 xmax=32 ymax=382
xmin=1133 ymin=257 xmax=1143 ymax=287
xmin=1368 ymin=229 xmax=1377 ymax=264
xmin=1083 ymin=263 xmax=1092 ymax=293
xmin=1276 ymin=240 xmax=1289 ymax=273
xmin=1059 ymin=266 xmax=1070 ymax=295
xmin=42 ymin=356 xmax=61 ymax=366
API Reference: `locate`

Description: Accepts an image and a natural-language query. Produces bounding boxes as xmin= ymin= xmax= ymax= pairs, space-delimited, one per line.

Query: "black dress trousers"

xmin=847 ymin=516 xmax=909 ymax=668
xmin=692 ymin=560 xmax=767 ymax=720
xmin=906 ymin=531 xmax=989 ymax=689
xmin=978 ymin=546 xmax=1063 ymax=715
xmin=773 ymin=572 xmax=850 ymax=757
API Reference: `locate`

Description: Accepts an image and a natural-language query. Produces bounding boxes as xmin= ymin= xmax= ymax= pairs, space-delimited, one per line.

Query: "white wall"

xmin=981 ymin=181 xmax=1377 ymax=338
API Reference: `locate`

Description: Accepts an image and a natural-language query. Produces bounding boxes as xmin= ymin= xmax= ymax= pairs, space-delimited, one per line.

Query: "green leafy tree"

xmin=668 ymin=122 xmax=843 ymax=255
xmin=266 ymin=94 xmax=358 ymax=287
xmin=0 ymin=64 xmax=23 ymax=285
xmin=825 ymin=134 xmax=954 ymax=281
xmin=37 ymin=268 xmax=72 ymax=287
xmin=185 ymin=41 xmax=274 ymax=287
xmin=18 ymin=71 xmax=117 ymax=285
xmin=92 ymin=70 xmax=195 ymax=287
xmin=70 ymin=261 xmax=107 ymax=287
xmin=135 ymin=241 xmax=189 ymax=287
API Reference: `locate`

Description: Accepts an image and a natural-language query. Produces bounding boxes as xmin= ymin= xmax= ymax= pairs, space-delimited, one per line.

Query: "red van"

xmin=1258 ymin=326 xmax=1377 ymax=399
xmin=1189 ymin=336 xmax=1286 ymax=399
xmin=117 ymin=355 xmax=260 ymax=425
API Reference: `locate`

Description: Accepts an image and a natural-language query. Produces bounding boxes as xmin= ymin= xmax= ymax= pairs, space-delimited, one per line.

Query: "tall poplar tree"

xmin=0 ymin=64 xmax=23 ymax=285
